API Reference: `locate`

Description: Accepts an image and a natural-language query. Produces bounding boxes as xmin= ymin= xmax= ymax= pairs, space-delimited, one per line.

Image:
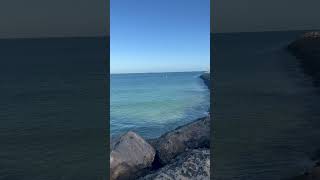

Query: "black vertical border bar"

xmin=105 ymin=0 xmax=110 ymax=178
xmin=210 ymin=0 xmax=215 ymax=178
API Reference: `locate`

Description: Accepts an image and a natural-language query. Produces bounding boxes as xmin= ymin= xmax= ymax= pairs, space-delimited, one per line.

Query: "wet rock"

xmin=153 ymin=116 xmax=210 ymax=165
xmin=139 ymin=149 xmax=210 ymax=180
xmin=110 ymin=131 xmax=155 ymax=180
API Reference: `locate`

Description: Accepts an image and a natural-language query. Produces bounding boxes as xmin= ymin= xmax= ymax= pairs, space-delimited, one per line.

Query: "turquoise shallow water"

xmin=110 ymin=71 xmax=210 ymax=138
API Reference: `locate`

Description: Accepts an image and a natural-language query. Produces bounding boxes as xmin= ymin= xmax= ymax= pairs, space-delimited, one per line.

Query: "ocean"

xmin=110 ymin=71 xmax=210 ymax=138
xmin=0 ymin=37 xmax=108 ymax=180
xmin=213 ymin=31 xmax=320 ymax=179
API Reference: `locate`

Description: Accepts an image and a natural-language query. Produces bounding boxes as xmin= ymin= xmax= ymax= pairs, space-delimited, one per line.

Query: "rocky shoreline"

xmin=110 ymin=72 xmax=210 ymax=180
xmin=288 ymin=32 xmax=320 ymax=180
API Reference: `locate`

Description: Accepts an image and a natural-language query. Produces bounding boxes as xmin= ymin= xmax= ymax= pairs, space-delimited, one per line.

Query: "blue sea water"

xmin=110 ymin=72 xmax=210 ymax=138
xmin=0 ymin=37 xmax=107 ymax=180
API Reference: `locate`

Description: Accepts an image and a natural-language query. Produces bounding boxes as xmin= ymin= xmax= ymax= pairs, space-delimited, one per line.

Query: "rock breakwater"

xmin=288 ymin=31 xmax=320 ymax=86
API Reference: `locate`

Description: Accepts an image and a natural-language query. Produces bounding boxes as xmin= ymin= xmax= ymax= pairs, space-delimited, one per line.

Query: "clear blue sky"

xmin=110 ymin=0 xmax=210 ymax=74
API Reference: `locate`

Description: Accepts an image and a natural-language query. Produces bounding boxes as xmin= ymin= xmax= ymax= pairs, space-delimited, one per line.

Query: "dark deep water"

xmin=213 ymin=31 xmax=320 ymax=180
xmin=0 ymin=37 xmax=107 ymax=180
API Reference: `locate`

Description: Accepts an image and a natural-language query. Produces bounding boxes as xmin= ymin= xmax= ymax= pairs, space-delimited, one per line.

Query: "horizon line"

xmin=0 ymin=35 xmax=108 ymax=40
xmin=3 ymin=29 xmax=318 ymax=40
xmin=211 ymin=28 xmax=320 ymax=34
xmin=110 ymin=70 xmax=209 ymax=75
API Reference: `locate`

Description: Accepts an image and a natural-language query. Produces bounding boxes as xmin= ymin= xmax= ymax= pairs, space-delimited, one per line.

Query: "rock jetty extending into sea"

xmin=200 ymin=72 xmax=210 ymax=89
xmin=288 ymin=31 xmax=320 ymax=86
xmin=110 ymin=72 xmax=211 ymax=180
xmin=288 ymin=32 xmax=320 ymax=180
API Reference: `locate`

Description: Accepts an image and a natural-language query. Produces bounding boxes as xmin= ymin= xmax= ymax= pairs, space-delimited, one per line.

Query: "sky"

xmin=212 ymin=0 xmax=320 ymax=33
xmin=0 ymin=0 xmax=108 ymax=38
xmin=110 ymin=0 xmax=210 ymax=74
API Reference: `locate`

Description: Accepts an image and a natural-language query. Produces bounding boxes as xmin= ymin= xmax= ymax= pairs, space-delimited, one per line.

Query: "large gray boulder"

xmin=110 ymin=131 xmax=156 ymax=180
xmin=139 ymin=149 xmax=210 ymax=180
xmin=154 ymin=116 xmax=210 ymax=165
